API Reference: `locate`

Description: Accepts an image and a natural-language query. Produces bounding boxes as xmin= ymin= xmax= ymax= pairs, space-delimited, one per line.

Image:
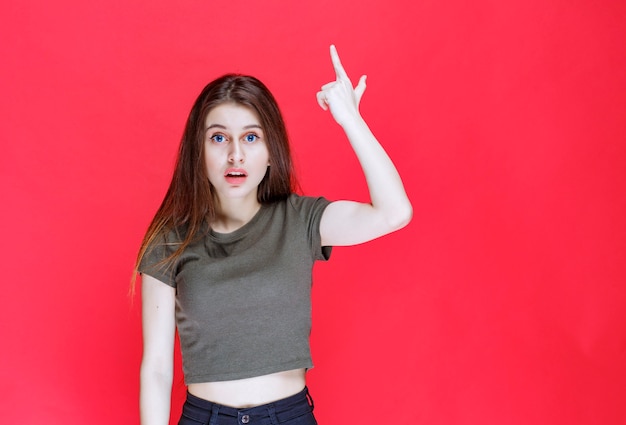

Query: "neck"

xmin=212 ymin=197 xmax=262 ymax=233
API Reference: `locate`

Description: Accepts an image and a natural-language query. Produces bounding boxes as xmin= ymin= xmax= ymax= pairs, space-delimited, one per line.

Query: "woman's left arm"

xmin=317 ymin=45 xmax=413 ymax=246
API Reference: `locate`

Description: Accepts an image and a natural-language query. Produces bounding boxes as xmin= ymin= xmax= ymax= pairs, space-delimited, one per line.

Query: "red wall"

xmin=1 ymin=0 xmax=625 ymax=424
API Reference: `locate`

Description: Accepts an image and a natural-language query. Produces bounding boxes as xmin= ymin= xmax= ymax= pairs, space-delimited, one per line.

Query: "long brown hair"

xmin=133 ymin=74 xmax=296 ymax=287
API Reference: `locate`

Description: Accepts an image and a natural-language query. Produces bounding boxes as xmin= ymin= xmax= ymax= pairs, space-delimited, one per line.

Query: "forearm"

xmin=317 ymin=45 xmax=412 ymax=245
xmin=341 ymin=115 xmax=412 ymax=228
xmin=140 ymin=366 xmax=173 ymax=425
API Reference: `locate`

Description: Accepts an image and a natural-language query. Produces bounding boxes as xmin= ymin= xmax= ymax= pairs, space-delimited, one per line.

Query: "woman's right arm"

xmin=140 ymin=274 xmax=176 ymax=425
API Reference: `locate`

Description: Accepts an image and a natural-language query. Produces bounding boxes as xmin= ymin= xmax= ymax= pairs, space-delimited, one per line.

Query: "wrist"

xmin=339 ymin=113 xmax=366 ymax=131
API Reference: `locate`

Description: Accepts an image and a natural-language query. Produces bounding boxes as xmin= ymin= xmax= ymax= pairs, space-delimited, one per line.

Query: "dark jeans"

xmin=178 ymin=386 xmax=318 ymax=425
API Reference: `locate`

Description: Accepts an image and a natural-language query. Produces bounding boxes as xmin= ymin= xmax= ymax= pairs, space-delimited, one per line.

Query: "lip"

xmin=224 ymin=168 xmax=248 ymax=185
xmin=224 ymin=168 xmax=248 ymax=177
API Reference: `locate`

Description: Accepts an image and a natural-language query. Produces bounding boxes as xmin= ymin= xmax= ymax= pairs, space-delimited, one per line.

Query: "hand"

xmin=316 ymin=45 xmax=367 ymax=127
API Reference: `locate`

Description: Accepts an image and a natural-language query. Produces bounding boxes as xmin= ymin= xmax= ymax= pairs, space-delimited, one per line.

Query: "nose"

xmin=228 ymin=141 xmax=244 ymax=163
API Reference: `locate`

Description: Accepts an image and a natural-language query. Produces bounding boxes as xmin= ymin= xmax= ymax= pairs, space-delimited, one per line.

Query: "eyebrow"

xmin=205 ymin=124 xmax=263 ymax=131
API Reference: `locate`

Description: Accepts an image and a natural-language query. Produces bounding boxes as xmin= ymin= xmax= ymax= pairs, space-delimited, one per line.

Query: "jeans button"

xmin=241 ymin=414 xmax=250 ymax=424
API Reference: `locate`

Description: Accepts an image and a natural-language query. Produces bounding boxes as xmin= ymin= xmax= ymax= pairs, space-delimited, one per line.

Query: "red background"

xmin=1 ymin=0 xmax=625 ymax=424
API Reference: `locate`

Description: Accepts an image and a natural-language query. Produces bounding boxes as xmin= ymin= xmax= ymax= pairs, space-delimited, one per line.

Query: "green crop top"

xmin=139 ymin=194 xmax=332 ymax=383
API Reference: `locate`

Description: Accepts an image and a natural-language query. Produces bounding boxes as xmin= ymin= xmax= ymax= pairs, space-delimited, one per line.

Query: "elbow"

xmin=140 ymin=357 xmax=174 ymax=386
xmin=387 ymin=202 xmax=413 ymax=232
xmin=140 ymin=366 xmax=174 ymax=393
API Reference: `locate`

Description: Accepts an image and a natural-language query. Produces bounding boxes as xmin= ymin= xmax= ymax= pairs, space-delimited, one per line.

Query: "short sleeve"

xmin=288 ymin=194 xmax=333 ymax=261
xmin=138 ymin=232 xmax=178 ymax=287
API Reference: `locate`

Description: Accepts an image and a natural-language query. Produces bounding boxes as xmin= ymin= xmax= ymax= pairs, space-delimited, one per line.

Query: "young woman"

xmin=136 ymin=45 xmax=412 ymax=425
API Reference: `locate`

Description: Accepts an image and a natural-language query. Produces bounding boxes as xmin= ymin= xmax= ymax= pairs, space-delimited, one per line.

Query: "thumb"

xmin=316 ymin=91 xmax=328 ymax=111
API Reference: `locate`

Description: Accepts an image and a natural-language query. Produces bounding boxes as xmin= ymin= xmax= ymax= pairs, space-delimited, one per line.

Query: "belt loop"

xmin=209 ymin=403 xmax=221 ymax=425
xmin=305 ymin=388 xmax=314 ymax=410
xmin=267 ymin=404 xmax=279 ymax=425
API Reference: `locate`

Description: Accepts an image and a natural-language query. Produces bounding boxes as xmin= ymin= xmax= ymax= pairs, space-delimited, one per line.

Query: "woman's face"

xmin=204 ymin=103 xmax=270 ymax=205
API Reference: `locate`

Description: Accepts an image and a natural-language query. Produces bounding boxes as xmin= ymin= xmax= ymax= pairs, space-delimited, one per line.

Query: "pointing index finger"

xmin=330 ymin=45 xmax=349 ymax=81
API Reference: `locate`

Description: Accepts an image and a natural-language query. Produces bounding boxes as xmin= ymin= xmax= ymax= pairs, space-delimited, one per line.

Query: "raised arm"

xmin=317 ymin=45 xmax=412 ymax=246
xmin=140 ymin=274 xmax=176 ymax=425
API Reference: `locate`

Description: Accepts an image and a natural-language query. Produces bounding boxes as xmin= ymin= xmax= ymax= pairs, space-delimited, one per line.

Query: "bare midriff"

xmin=187 ymin=368 xmax=307 ymax=408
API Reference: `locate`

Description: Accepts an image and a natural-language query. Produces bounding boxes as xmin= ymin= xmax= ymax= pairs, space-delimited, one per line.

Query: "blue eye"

xmin=211 ymin=134 xmax=225 ymax=143
xmin=245 ymin=134 xmax=258 ymax=143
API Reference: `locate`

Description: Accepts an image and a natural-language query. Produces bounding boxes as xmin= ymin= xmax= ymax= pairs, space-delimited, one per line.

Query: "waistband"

xmin=182 ymin=386 xmax=314 ymax=425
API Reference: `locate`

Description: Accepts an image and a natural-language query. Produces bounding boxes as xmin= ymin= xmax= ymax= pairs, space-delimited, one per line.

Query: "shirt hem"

xmin=184 ymin=360 xmax=314 ymax=384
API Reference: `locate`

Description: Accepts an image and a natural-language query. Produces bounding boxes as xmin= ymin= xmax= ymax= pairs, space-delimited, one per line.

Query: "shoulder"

xmin=138 ymin=224 xmax=195 ymax=287
xmin=285 ymin=193 xmax=332 ymax=214
xmin=145 ymin=225 xmax=188 ymax=254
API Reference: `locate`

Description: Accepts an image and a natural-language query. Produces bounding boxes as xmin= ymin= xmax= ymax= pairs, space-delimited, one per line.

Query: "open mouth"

xmin=224 ymin=169 xmax=247 ymax=184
